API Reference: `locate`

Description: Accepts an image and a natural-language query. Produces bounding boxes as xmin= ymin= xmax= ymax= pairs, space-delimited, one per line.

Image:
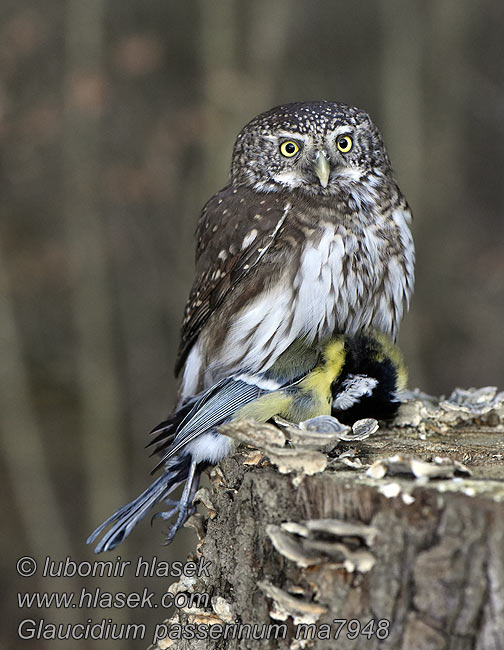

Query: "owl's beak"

xmin=314 ymin=151 xmax=331 ymax=188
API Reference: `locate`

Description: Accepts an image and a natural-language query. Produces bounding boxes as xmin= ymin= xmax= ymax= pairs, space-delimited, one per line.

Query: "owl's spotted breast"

xmin=292 ymin=209 xmax=414 ymax=341
xmin=178 ymin=183 xmax=413 ymax=398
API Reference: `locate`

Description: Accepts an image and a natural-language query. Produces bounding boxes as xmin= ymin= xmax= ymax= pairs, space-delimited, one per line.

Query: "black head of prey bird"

xmin=87 ymin=101 xmax=414 ymax=552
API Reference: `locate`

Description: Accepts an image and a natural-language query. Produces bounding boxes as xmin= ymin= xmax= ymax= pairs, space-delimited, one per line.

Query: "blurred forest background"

xmin=1 ymin=0 xmax=503 ymax=648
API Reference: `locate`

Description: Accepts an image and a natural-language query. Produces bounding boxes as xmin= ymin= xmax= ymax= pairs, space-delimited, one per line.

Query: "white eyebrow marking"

xmin=262 ymin=132 xmax=309 ymax=143
xmin=276 ymin=131 xmax=310 ymax=141
xmin=333 ymin=125 xmax=355 ymax=136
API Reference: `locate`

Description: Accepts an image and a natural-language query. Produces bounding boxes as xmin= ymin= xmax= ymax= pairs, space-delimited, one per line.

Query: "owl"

xmin=88 ymin=101 xmax=415 ymax=551
xmin=177 ymin=101 xmax=414 ymax=402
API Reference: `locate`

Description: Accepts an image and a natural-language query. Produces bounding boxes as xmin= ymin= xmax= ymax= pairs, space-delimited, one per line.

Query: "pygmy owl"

xmin=177 ymin=101 xmax=414 ymax=403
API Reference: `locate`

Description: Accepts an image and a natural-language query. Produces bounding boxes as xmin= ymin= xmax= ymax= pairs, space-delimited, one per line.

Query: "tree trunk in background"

xmin=0 ymin=247 xmax=73 ymax=560
xmin=154 ymin=409 xmax=504 ymax=650
xmin=379 ymin=0 xmax=425 ymax=389
xmin=418 ymin=1 xmax=473 ymax=391
xmin=62 ymin=0 xmax=128 ymax=529
xmin=198 ymin=0 xmax=292 ymax=200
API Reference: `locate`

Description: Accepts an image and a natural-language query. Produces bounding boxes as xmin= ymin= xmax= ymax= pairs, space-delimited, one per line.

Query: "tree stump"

xmin=153 ymin=388 xmax=504 ymax=650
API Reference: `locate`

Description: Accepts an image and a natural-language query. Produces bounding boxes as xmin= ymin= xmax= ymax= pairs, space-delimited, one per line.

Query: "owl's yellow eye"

xmin=279 ymin=140 xmax=300 ymax=157
xmin=336 ymin=135 xmax=353 ymax=153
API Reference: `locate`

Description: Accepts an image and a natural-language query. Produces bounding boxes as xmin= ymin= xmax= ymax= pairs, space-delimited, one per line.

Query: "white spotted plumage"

xmin=177 ymin=101 xmax=414 ymax=402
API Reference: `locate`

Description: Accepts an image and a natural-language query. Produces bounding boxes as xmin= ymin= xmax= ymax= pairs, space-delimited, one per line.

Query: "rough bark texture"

xmin=154 ymin=392 xmax=504 ymax=650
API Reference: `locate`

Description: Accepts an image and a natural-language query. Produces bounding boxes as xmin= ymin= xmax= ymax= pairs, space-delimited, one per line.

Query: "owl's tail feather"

xmin=87 ymin=455 xmax=198 ymax=553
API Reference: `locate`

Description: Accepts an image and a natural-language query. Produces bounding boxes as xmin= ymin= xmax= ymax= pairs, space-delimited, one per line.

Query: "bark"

xmin=154 ymin=392 xmax=504 ymax=650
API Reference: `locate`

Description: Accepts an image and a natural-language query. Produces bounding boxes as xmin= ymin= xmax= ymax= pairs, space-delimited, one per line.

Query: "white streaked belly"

xmin=187 ymin=214 xmax=413 ymax=392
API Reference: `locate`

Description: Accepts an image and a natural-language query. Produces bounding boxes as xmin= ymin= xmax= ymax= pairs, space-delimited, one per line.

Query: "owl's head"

xmin=231 ymin=101 xmax=392 ymax=195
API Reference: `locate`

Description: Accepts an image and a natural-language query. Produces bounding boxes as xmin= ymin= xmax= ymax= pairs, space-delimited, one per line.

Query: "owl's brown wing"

xmin=175 ymin=184 xmax=291 ymax=376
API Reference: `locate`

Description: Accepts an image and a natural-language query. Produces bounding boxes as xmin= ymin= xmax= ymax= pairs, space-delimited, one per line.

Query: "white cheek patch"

xmin=334 ymin=166 xmax=362 ymax=182
xmin=271 ymin=170 xmax=303 ymax=189
xmin=333 ymin=374 xmax=379 ymax=410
